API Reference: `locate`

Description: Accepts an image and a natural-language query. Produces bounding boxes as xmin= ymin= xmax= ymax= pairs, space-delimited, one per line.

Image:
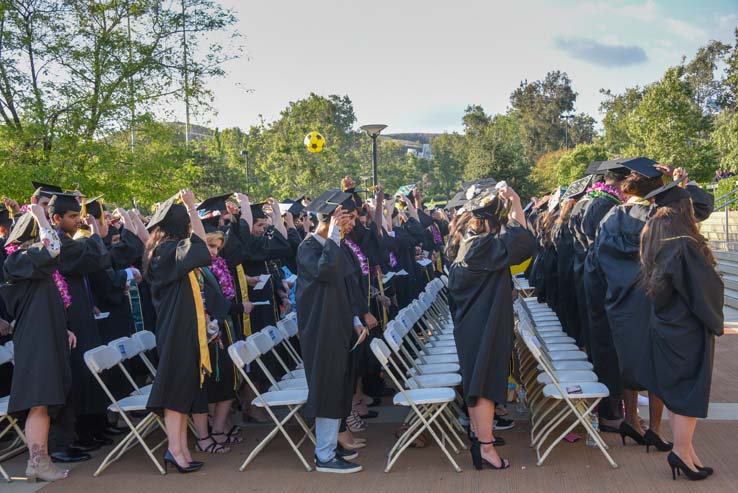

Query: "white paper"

xmin=285 ymin=274 xmax=297 ymax=284
xmin=382 ymin=272 xmax=395 ymax=284
xmin=251 ymin=301 xmax=271 ymax=306
xmin=254 ymin=274 xmax=271 ymax=291
xmin=417 ymin=258 xmax=432 ymax=267
xmin=94 ymin=312 xmax=110 ymax=320
xmin=395 ymin=269 xmax=409 ymax=276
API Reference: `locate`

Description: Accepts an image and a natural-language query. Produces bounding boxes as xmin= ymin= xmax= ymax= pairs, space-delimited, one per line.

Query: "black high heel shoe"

xmin=618 ymin=422 xmax=646 ymax=446
xmin=163 ymin=450 xmax=202 ymax=473
xmin=643 ymin=429 xmax=673 ymax=453
xmin=466 ymin=428 xmax=505 ymax=446
xmin=667 ymin=452 xmax=709 ymax=481
xmin=470 ymin=439 xmax=509 ymax=471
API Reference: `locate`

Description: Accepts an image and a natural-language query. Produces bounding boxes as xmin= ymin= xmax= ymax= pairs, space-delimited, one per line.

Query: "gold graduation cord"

xmin=235 ymin=265 xmax=252 ymax=337
xmin=223 ymin=319 xmax=239 ymax=391
xmin=376 ymin=268 xmax=389 ymax=328
xmin=188 ymin=270 xmax=212 ymax=386
xmin=435 ymin=253 xmax=443 ymax=274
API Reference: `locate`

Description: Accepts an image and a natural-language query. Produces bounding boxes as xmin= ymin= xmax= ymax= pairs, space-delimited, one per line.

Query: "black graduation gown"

xmin=448 ymin=221 xmax=535 ymax=406
xmin=59 ymin=234 xmax=111 ymax=416
xmin=201 ymin=266 xmax=237 ymax=404
xmin=568 ymin=197 xmax=592 ymax=347
xmin=553 ymin=222 xmax=580 ymax=341
xmin=296 ymin=235 xmax=355 ymax=419
xmin=541 ymin=245 xmax=559 ymax=310
xmin=145 ymin=234 xmax=212 ymax=414
xmin=646 ymin=238 xmax=723 ymax=418
xmin=0 ymin=237 xmax=12 ymax=397
xmin=595 ymin=204 xmax=652 ymax=391
xmin=2 ymin=245 xmax=71 ymax=416
xmin=581 ymin=196 xmax=621 ymax=397
xmin=392 ymin=225 xmax=418 ymax=309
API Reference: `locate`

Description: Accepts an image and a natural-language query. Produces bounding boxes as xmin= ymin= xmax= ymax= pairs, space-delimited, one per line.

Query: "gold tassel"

xmin=236 ymin=265 xmax=252 ymax=337
xmin=376 ymin=268 xmax=389 ymax=328
xmin=188 ymin=270 xmax=212 ymax=386
xmin=100 ymin=198 xmax=106 ymax=226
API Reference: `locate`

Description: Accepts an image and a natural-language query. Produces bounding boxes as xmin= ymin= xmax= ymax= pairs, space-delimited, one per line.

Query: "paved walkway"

xmin=4 ymin=307 xmax=738 ymax=492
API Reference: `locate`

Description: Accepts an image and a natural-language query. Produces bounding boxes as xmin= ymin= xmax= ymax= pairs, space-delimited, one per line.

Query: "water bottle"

xmin=586 ymin=412 xmax=599 ymax=447
xmin=516 ymin=386 xmax=526 ymax=413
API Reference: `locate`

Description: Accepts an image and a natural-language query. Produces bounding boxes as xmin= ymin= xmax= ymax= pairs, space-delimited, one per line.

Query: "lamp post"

xmin=360 ymin=124 xmax=388 ymax=188
xmin=240 ymin=149 xmax=249 ymax=195
xmin=563 ymin=114 xmax=574 ymax=149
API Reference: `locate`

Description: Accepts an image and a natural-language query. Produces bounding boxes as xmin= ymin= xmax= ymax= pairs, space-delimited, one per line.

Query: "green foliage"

xmin=555 ymin=143 xmax=608 ymax=185
xmin=711 ymin=109 xmax=738 ymax=171
xmin=531 ymin=150 xmax=568 ymax=193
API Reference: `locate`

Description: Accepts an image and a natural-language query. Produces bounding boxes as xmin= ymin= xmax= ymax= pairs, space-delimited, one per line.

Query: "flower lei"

xmin=389 ymin=251 xmax=399 ymax=268
xmin=430 ymin=224 xmax=443 ymax=245
xmin=586 ymin=182 xmax=624 ymax=204
xmin=4 ymin=243 xmax=20 ymax=255
xmin=343 ymin=238 xmax=370 ymax=276
xmin=211 ymin=255 xmax=236 ymax=300
xmin=53 ymin=271 xmax=72 ymax=309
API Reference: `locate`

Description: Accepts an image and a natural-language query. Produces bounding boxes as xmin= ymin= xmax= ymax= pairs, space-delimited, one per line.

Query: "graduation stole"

xmin=235 ymin=265 xmax=252 ymax=337
xmin=188 ymin=270 xmax=212 ymax=386
xmin=626 ymin=196 xmax=650 ymax=206
xmin=374 ymin=267 xmax=389 ymax=328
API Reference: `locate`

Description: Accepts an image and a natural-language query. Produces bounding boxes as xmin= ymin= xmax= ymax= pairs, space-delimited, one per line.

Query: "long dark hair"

xmin=640 ymin=198 xmax=715 ymax=296
xmin=621 ymin=173 xmax=663 ymax=199
xmin=142 ymin=221 xmax=191 ymax=278
xmin=445 ymin=211 xmax=501 ymax=262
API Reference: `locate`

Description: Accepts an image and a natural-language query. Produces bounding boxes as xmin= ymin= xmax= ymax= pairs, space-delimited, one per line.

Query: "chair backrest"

xmin=84 ymin=345 xmax=123 ymax=373
xmin=284 ymin=316 xmax=299 ymax=337
xmin=108 ymin=337 xmax=142 ymax=361
xmin=248 ymin=331 xmax=276 ymax=355
xmin=398 ymin=313 xmax=414 ymax=333
xmin=383 ymin=322 xmax=405 ymax=354
xmin=0 ymin=345 xmax=12 ymax=366
xmin=370 ymin=338 xmax=392 ymax=366
xmin=132 ymin=330 xmax=156 ymax=351
xmin=262 ymin=325 xmax=284 ymax=345
xmin=228 ymin=340 xmax=260 ymax=368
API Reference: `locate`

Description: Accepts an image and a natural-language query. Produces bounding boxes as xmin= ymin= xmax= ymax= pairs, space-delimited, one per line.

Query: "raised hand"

xmin=179 ymin=189 xmax=196 ymax=209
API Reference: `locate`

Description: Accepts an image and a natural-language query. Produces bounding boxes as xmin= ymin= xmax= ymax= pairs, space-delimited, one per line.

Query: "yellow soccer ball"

xmin=304 ymin=131 xmax=325 ymax=153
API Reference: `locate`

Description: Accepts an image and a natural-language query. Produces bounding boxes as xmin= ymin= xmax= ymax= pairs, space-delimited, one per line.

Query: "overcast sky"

xmin=201 ymin=0 xmax=738 ymax=134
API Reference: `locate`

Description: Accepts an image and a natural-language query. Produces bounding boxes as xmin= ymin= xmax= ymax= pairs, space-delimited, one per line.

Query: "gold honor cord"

xmin=435 ymin=254 xmax=443 ymax=274
xmin=188 ymin=270 xmax=212 ymax=386
xmin=376 ymin=267 xmax=389 ymax=328
xmin=235 ymin=265 xmax=252 ymax=337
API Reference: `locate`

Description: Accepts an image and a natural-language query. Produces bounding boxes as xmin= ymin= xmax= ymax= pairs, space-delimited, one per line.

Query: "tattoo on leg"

xmin=29 ymin=444 xmax=47 ymax=466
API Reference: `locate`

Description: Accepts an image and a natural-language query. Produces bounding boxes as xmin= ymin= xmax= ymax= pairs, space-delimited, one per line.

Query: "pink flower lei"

xmin=430 ymin=224 xmax=443 ymax=245
xmin=586 ymin=182 xmax=624 ymax=204
xmin=53 ymin=271 xmax=72 ymax=309
xmin=210 ymin=255 xmax=236 ymax=300
xmin=343 ymin=238 xmax=370 ymax=276
xmin=4 ymin=243 xmax=20 ymax=255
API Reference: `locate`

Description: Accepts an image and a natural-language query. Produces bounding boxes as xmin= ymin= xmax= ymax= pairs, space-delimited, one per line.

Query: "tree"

xmin=624 ymin=67 xmax=716 ymax=180
xmin=599 ymin=87 xmax=645 ymax=155
xmin=682 ymin=40 xmax=732 ymax=112
xmin=712 ymin=109 xmax=738 ymax=172
xmin=428 ymin=132 xmax=466 ymax=198
xmin=510 ymin=70 xmax=578 ymax=163
xmin=555 ymin=143 xmax=608 ymax=186
xmin=531 ymin=149 xmax=567 ymax=192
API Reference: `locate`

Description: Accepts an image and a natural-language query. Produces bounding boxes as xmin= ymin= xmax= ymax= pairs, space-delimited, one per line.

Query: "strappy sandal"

xmin=212 ymin=430 xmax=243 ymax=445
xmin=195 ymin=435 xmax=230 ymax=454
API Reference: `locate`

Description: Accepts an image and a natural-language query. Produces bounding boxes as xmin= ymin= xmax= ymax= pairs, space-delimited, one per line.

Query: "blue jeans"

xmin=314 ymin=417 xmax=340 ymax=462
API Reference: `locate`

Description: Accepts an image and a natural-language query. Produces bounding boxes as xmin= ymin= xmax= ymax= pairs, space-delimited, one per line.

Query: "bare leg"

xmin=211 ymin=400 xmax=233 ymax=435
xmin=25 ymin=406 xmax=68 ymax=480
xmin=468 ymin=397 xmax=503 ymax=467
xmin=669 ymin=410 xmax=699 ymax=472
xmin=623 ymin=389 xmax=644 ymax=434
xmin=647 ymin=392 xmax=664 ymax=436
xmin=180 ymin=415 xmax=193 ymax=463
xmin=164 ymin=410 xmax=189 ymax=468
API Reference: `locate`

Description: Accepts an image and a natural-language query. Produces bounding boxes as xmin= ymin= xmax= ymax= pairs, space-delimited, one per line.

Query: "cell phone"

xmin=564 ymin=433 xmax=581 ymax=443
xmin=566 ymin=385 xmax=583 ymax=394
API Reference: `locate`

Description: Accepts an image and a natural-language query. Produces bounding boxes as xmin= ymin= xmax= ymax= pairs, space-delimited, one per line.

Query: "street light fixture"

xmin=360 ymin=124 xmax=388 ymax=187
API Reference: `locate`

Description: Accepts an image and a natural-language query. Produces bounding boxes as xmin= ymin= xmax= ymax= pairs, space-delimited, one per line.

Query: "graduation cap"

xmin=5 ymin=212 xmax=38 ymax=246
xmin=599 ymin=157 xmax=661 ymax=178
xmin=463 ymin=187 xmax=504 ymax=220
xmin=534 ymin=195 xmax=551 ymax=209
xmin=585 ymin=161 xmax=604 ymax=176
xmin=395 ymin=184 xmax=417 ymax=199
xmin=197 ymin=193 xmax=233 ymax=214
xmin=305 ymin=189 xmax=356 ymax=221
xmin=279 ymin=195 xmax=306 ymax=217
xmin=643 ymin=176 xmax=690 ymax=206
xmin=47 ymin=192 xmax=82 ymax=217
xmin=32 ymin=181 xmax=63 ymax=199
xmin=147 ymin=195 xmax=189 ymax=231
xmin=250 ymin=202 xmax=267 ymax=220
xmin=84 ymin=194 xmax=105 ymax=219
xmin=444 ymin=190 xmax=467 ymax=210
xmin=562 ymin=176 xmax=594 ymax=201
xmin=548 ymin=187 xmax=567 ymax=211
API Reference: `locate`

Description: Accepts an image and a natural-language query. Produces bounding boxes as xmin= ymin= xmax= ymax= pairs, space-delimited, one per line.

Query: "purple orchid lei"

xmin=430 ymin=224 xmax=443 ymax=245
xmin=211 ymin=255 xmax=236 ymax=300
xmin=389 ymin=251 xmax=399 ymax=268
xmin=586 ymin=182 xmax=624 ymax=204
xmin=343 ymin=238 xmax=370 ymax=276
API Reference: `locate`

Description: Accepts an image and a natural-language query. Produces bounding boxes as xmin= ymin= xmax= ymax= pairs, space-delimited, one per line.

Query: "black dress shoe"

xmin=51 ymin=448 xmax=92 ymax=463
xmin=367 ymin=396 xmax=382 ymax=407
xmin=73 ymin=439 xmax=102 ymax=452
xmin=359 ymin=410 xmax=379 ymax=420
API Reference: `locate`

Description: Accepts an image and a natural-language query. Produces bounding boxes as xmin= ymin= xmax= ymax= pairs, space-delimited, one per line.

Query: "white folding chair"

xmin=370 ymin=339 xmax=461 ymax=473
xmin=108 ymin=337 xmax=152 ymax=396
xmin=383 ymin=323 xmax=460 ymax=376
xmin=0 ymin=344 xmax=27 ymax=483
xmin=130 ymin=330 xmax=158 ymax=378
xmin=228 ymin=340 xmax=315 ymax=471
xmin=248 ymin=331 xmax=307 ymax=392
xmin=275 ymin=315 xmax=303 ymax=369
xmin=84 ymin=346 xmax=167 ymax=476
